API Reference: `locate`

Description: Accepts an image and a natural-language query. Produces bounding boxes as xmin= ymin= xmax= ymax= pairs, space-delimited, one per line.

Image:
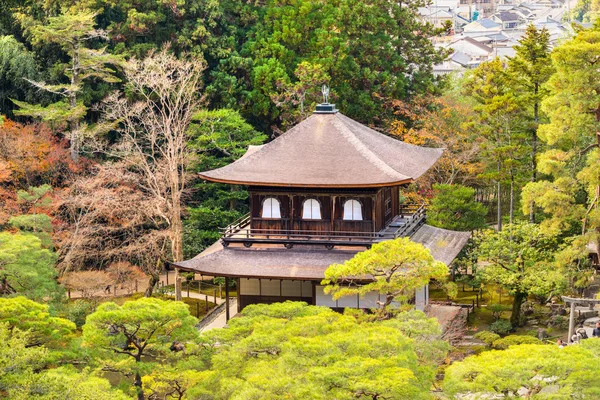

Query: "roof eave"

xmin=197 ymin=174 xmax=415 ymax=188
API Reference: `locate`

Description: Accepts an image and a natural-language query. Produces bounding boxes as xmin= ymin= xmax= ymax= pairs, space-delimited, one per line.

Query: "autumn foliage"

xmin=0 ymin=119 xmax=77 ymax=225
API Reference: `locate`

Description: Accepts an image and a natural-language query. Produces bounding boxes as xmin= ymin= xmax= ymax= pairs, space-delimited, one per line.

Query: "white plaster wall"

xmin=260 ymin=279 xmax=281 ymax=296
xmin=239 ymin=278 xmax=260 ymax=295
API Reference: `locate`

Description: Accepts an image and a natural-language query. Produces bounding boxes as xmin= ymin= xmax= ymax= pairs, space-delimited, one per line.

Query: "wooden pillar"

xmin=225 ymin=277 xmax=231 ymax=322
xmin=568 ymin=301 xmax=576 ymax=343
xmin=174 ymin=268 xmax=182 ymax=301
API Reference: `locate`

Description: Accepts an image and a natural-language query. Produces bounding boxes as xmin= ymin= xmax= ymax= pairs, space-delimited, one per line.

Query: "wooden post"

xmin=219 ymin=284 xmax=222 ymax=299
xmin=568 ymin=301 xmax=576 ymax=343
xmin=166 ymin=270 xmax=169 ymax=285
xmin=225 ymin=277 xmax=231 ymax=322
xmin=476 ymin=293 xmax=479 ymax=308
xmin=196 ymin=302 xmax=199 ymax=318
xmin=68 ymin=289 xmax=71 ymax=299
xmin=187 ymin=281 xmax=190 ymax=298
xmin=213 ymin=289 xmax=217 ymax=305
xmin=205 ymin=295 xmax=209 ymax=312
xmin=135 ymin=280 xmax=138 ymax=293
xmin=174 ymin=268 xmax=182 ymax=301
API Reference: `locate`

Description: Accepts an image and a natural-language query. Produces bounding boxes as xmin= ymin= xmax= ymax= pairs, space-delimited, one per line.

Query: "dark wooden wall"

xmin=248 ymin=186 xmax=401 ymax=234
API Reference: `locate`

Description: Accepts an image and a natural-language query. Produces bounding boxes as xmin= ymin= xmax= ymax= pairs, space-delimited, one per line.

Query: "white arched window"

xmin=343 ymin=200 xmax=363 ymax=221
xmin=262 ymin=197 xmax=281 ymax=218
xmin=302 ymin=199 xmax=322 ymax=219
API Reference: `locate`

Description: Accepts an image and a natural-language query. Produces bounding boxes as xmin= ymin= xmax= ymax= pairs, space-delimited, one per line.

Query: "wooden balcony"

xmin=220 ymin=204 xmax=427 ymax=249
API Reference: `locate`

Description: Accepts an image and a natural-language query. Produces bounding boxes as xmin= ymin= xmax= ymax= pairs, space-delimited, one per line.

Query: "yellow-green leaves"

xmin=190 ymin=302 xmax=439 ymax=400
xmin=444 ymin=340 xmax=600 ymax=398
xmin=322 ymin=237 xmax=448 ymax=315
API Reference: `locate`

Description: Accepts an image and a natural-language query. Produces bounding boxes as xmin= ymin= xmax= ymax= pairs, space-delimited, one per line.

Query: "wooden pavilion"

xmin=172 ymin=103 xmax=471 ymax=319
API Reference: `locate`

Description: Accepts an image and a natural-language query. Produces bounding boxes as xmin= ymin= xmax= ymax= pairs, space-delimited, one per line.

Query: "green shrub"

xmin=487 ymin=303 xmax=511 ymax=321
xmin=492 ymin=335 xmax=542 ymax=350
xmin=474 ymin=331 xmax=500 ymax=347
xmin=65 ymin=300 xmax=96 ymax=328
xmin=490 ymin=319 xmax=512 ymax=335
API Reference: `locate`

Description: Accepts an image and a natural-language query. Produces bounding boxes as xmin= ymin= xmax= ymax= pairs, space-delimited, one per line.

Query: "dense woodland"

xmin=1 ymin=0 xmax=600 ymax=399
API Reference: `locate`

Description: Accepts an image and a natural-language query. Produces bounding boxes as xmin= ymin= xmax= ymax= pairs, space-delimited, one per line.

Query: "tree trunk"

xmin=510 ymin=291 xmax=527 ymax=327
xmin=529 ymin=93 xmax=539 ymax=223
xmin=144 ymin=273 xmax=159 ymax=297
xmin=230 ymin=186 xmax=238 ymax=211
xmin=497 ymin=161 xmax=502 ymax=231
xmin=135 ymin=372 xmax=144 ymax=400
xmin=69 ymin=43 xmax=80 ymax=163
xmin=171 ymin=194 xmax=183 ymax=301
xmin=509 ymin=175 xmax=514 ymax=225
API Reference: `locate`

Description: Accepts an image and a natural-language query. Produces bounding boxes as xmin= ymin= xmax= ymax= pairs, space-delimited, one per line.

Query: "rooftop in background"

xmin=198 ymin=109 xmax=443 ymax=188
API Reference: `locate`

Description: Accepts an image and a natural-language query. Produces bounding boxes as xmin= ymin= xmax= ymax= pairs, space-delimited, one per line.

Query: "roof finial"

xmin=321 ymin=84 xmax=330 ymax=104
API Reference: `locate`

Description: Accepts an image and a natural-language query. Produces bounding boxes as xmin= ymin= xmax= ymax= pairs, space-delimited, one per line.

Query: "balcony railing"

xmin=220 ymin=204 xmax=426 ymax=249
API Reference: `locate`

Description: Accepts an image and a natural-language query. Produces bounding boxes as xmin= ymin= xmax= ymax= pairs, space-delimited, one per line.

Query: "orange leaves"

xmin=385 ymin=95 xmax=484 ymax=189
xmin=0 ymin=119 xmax=74 ymax=187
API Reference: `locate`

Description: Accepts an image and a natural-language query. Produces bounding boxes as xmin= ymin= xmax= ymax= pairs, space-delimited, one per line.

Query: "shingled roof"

xmin=172 ymin=225 xmax=471 ymax=280
xmin=198 ymin=112 xmax=444 ymax=188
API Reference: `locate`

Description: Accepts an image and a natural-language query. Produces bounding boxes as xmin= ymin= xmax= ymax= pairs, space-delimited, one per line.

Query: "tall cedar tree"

xmin=464 ymin=59 xmax=528 ymax=229
xmin=13 ymin=8 xmax=121 ymax=162
xmin=507 ymin=24 xmax=553 ymax=222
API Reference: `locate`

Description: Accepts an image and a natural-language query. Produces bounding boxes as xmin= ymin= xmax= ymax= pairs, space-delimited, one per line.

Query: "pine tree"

xmin=522 ymin=22 xmax=600 ymax=264
xmin=13 ymin=8 xmax=121 ymax=162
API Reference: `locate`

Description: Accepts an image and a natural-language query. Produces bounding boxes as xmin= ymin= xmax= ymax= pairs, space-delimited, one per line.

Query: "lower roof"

xmin=172 ymin=224 xmax=471 ymax=280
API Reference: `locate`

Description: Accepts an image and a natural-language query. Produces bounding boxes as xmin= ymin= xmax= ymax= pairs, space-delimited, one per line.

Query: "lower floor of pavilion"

xmin=227 ymin=277 xmax=429 ymax=312
xmin=173 ymin=224 xmax=468 ymax=320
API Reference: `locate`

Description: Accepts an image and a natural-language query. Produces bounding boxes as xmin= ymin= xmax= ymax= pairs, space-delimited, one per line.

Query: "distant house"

xmin=433 ymin=58 xmax=468 ymax=76
xmin=462 ymin=18 xmax=503 ymax=34
xmin=491 ymin=11 xmax=524 ymax=29
xmin=418 ymin=6 xmax=456 ymax=28
xmin=446 ymin=36 xmax=493 ymax=66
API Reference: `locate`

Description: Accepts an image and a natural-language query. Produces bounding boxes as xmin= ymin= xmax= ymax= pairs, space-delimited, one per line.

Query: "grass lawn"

xmin=430 ymin=284 xmax=515 ymax=332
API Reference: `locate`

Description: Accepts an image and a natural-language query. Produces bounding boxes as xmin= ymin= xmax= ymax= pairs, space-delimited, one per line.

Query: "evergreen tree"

xmin=507 ymin=25 xmax=554 ymax=222
xmin=322 ymin=238 xmax=448 ymax=319
xmin=83 ymin=298 xmax=199 ymax=400
xmin=464 ymin=59 xmax=528 ymax=229
xmin=0 ymin=232 xmax=62 ymax=301
xmin=13 ymin=8 xmax=121 ymax=162
xmin=522 ymin=22 xmax=600 ymax=260
xmin=444 ymin=341 xmax=600 ymax=398
xmin=0 ymin=35 xmax=41 ymax=117
xmin=474 ymin=223 xmax=567 ymax=326
xmin=428 ymin=184 xmax=488 ymax=231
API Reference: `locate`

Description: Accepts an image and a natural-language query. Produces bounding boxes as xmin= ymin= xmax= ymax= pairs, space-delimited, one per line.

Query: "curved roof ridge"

xmin=331 ymin=114 xmax=410 ymax=181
